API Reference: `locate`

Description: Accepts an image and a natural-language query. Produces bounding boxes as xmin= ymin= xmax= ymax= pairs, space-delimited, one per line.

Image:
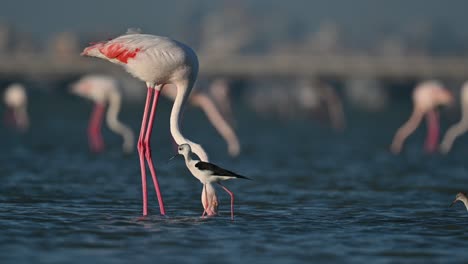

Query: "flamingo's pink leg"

xmin=137 ymin=88 xmax=153 ymax=216
xmin=143 ymin=89 xmax=166 ymax=215
xmin=201 ymin=184 xmax=218 ymax=217
xmin=4 ymin=109 xmax=15 ymax=127
xmin=218 ymin=183 xmax=235 ymax=220
xmin=201 ymin=184 xmax=207 ymax=218
xmin=425 ymin=109 xmax=440 ymax=153
xmin=87 ymin=103 xmax=106 ymax=153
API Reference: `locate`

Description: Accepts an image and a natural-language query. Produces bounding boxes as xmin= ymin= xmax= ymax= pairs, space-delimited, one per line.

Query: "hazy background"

xmin=2 ymin=1 xmax=468 ymax=264
xmin=1 ymin=0 xmax=468 ymax=55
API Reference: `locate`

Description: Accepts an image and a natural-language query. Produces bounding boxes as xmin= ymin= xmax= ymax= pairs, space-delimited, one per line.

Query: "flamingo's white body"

xmin=3 ymin=83 xmax=29 ymax=131
xmin=70 ymin=75 xmax=135 ymax=153
xmin=440 ymin=82 xmax=468 ymax=153
xmin=82 ymin=33 xmax=211 ymax=216
xmin=390 ymin=81 xmax=453 ymax=154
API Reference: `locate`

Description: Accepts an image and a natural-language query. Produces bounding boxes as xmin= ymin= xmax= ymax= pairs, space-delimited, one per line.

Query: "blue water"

xmin=1 ymin=90 xmax=468 ymax=263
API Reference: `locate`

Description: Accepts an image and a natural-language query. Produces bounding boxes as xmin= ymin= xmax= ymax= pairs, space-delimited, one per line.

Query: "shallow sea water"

xmin=1 ymin=89 xmax=467 ymax=263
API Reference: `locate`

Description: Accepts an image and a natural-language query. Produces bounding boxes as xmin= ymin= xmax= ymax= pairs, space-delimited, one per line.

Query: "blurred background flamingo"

xmin=440 ymin=81 xmax=468 ymax=153
xmin=162 ymin=81 xmax=241 ymax=157
xmin=208 ymin=78 xmax=236 ymax=125
xmin=3 ymin=83 xmax=29 ymax=132
xmin=246 ymin=79 xmax=345 ymax=131
xmin=390 ymin=81 xmax=454 ymax=154
xmin=70 ymin=75 xmax=135 ymax=153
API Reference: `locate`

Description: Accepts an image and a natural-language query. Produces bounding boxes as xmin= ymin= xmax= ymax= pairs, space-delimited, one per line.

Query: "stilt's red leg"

xmin=143 ymin=89 xmax=166 ymax=215
xmin=87 ymin=103 xmax=106 ymax=153
xmin=218 ymin=183 xmax=235 ymax=220
xmin=425 ymin=109 xmax=440 ymax=153
xmin=137 ymin=88 xmax=154 ymax=216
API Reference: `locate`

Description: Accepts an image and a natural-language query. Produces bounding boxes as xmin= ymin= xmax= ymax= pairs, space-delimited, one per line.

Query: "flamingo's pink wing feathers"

xmin=82 ymin=35 xmax=149 ymax=64
xmin=98 ymin=42 xmax=141 ymax=64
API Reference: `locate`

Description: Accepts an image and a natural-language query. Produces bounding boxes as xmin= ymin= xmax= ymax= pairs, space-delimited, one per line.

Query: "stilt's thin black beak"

xmin=169 ymin=154 xmax=178 ymax=161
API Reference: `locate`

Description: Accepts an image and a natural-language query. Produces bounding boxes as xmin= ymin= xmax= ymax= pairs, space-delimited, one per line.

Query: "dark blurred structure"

xmin=0 ymin=0 xmax=468 ymax=107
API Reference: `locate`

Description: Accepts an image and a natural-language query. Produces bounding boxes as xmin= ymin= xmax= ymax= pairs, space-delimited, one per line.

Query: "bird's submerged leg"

xmin=218 ymin=183 xmax=235 ymax=220
xmin=425 ymin=109 xmax=440 ymax=154
xmin=88 ymin=103 xmax=106 ymax=153
xmin=137 ymin=87 xmax=154 ymax=216
xmin=202 ymin=184 xmax=219 ymax=217
xmin=143 ymin=88 xmax=166 ymax=215
xmin=201 ymin=184 xmax=207 ymax=218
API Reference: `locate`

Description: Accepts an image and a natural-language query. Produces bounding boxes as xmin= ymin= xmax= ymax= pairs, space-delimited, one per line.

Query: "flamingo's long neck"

xmin=390 ymin=108 xmax=425 ymax=153
xmin=169 ymin=81 xmax=209 ymax=162
xmin=439 ymin=97 xmax=468 ymax=153
xmin=105 ymin=90 xmax=135 ymax=153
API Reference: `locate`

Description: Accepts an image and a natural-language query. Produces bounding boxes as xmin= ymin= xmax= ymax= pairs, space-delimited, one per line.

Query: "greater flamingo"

xmin=70 ymin=75 xmax=135 ymax=153
xmin=82 ymin=32 xmax=209 ymax=216
xmin=296 ymin=79 xmax=345 ymax=131
xmin=171 ymin=144 xmax=251 ymax=220
xmin=440 ymin=82 xmax=468 ymax=153
xmin=390 ymin=81 xmax=453 ymax=154
xmin=162 ymin=85 xmax=240 ymax=157
xmin=3 ymin=83 xmax=29 ymax=131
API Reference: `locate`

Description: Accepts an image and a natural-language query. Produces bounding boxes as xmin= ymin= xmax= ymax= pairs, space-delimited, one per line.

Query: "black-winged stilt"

xmin=172 ymin=144 xmax=251 ymax=220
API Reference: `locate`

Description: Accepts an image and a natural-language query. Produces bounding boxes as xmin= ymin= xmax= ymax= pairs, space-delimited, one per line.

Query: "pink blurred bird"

xmin=70 ymin=75 xmax=135 ymax=154
xmin=82 ymin=32 xmax=209 ymax=216
xmin=390 ymin=81 xmax=453 ymax=154
xmin=440 ymin=81 xmax=468 ymax=154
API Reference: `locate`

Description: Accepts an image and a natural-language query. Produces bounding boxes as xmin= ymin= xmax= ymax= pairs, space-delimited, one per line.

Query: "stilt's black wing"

xmin=195 ymin=161 xmax=252 ymax=180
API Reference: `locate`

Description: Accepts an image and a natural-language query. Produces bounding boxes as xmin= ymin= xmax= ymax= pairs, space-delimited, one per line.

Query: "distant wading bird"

xmin=82 ymin=32 xmax=209 ymax=216
xmin=390 ymin=81 xmax=453 ymax=154
xmin=172 ymin=144 xmax=251 ymax=220
xmin=70 ymin=75 xmax=135 ymax=153
xmin=3 ymin=83 xmax=29 ymax=132
xmin=208 ymin=78 xmax=236 ymax=125
xmin=450 ymin=192 xmax=468 ymax=211
xmin=440 ymin=82 xmax=468 ymax=153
